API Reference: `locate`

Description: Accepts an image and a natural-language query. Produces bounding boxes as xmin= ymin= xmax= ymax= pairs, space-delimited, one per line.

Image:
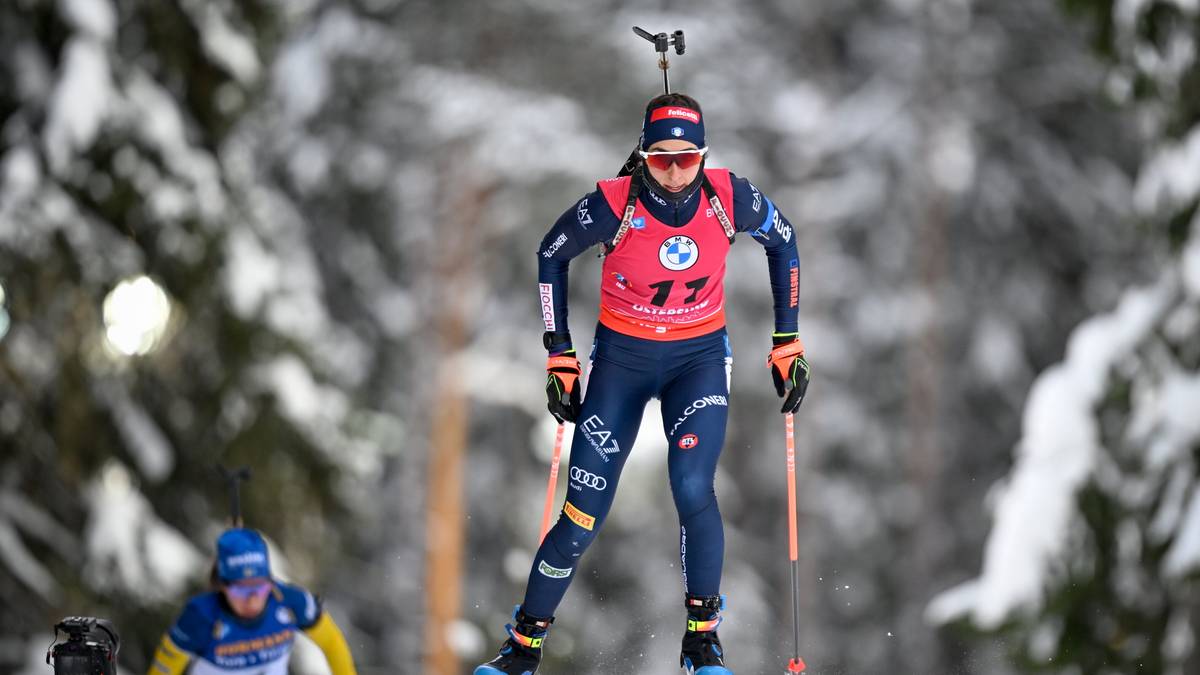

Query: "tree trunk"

xmin=423 ymin=169 xmax=498 ymax=675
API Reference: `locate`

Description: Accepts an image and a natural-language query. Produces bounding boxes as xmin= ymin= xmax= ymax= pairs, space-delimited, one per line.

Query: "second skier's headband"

xmin=641 ymin=105 xmax=705 ymax=150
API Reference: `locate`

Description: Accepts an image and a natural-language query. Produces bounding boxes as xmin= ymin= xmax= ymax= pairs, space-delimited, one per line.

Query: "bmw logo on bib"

xmin=659 ymin=235 xmax=699 ymax=271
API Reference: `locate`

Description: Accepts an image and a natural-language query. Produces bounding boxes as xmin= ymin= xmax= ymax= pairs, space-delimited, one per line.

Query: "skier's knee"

xmin=671 ymin=474 xmax=717 ymax=519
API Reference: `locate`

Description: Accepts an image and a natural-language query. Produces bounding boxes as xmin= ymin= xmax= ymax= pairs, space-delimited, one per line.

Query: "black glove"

xmin=546 ymin=350 xmax=583 ymax=423
xmin=767 ymin=333 xmax=810 ymax=414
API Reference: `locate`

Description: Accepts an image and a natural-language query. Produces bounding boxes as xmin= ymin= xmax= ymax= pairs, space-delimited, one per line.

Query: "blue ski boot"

xmin=681 ymin=594 xmax=733 ymax=674
xmin=474 ymin=605 xmax=553 ymax=675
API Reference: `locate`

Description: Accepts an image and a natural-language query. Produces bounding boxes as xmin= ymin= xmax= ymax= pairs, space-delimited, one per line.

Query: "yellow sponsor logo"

xmin=214 ymin=629 xmax=294 ymax=657
xmin=563 ymin=501 xmax=595 ymax=531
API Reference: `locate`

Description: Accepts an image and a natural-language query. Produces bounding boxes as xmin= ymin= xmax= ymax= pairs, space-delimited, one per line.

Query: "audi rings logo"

xmin=570 ymin=467 xmax=607 ymax=491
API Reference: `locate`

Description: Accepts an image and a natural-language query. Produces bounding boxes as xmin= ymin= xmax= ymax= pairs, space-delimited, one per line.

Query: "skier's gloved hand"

xmin=545 ymin=350 xmax=583 ymax=424
xmin=767 ymin=333 xmax=809 ymax=414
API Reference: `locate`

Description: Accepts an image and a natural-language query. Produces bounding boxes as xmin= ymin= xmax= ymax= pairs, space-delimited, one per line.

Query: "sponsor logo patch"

xmin=539 ymin=283 xmax=556 ymax=331
xmin=577 ymin=198 xmax=593 ymax=227
xmin=213 ymin=629 xmax=293 ymax=658
xmin=570 ymin=466 xmax=608 ymax=491
xmin=772 ymin=211 xmax=792 ymax=242
xmin=659 ymin=235 xmax=699 ymax=271
xmin=650 ymin=107 xmax=702 ymax=124
xmin=542 ymin=232 xmax=568 ymax=258
xmin=538 ymin=560 xmax=572 ymax=579
xmin=581 ymin=414 xmax=620 ymax=463
xmin=680 ymin=525 xmax=689 ymax=587
xmin=631 ymin=216 xmax=646 ymax=229
xmin=671 ymin=126 xmax=684 ymax=137
xmin=225 ymin=552 xmax=266 ymax=567
xmin=669 ymin=395 xmax=729 ymax=436
xmin=789 ymin=259 xmax=799 ymax=308
xmin=678 ymin=433 xmax=699 ymax=449
xmin=631 ymin=299 xmax=711 ymax=317
xmin=564 ymin=501 xmax=595 ymax=530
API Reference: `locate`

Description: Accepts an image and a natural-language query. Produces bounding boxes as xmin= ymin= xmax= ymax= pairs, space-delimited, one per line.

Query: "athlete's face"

xmin=644 ymin=140 xmax=703 ymax=192
xmin=222 ymin=578 xmax=272 ymax=619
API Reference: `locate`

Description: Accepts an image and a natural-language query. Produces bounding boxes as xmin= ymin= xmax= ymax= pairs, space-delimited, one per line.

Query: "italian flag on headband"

xmin=650 ymin=106 xmax=702 ymax=124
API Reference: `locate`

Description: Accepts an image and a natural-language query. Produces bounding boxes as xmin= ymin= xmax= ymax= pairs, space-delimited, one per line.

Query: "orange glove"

xmin=767 ymin=334 xmax=810 ymax=414
xmin=546 ymin=350 xmax=582 ymax=423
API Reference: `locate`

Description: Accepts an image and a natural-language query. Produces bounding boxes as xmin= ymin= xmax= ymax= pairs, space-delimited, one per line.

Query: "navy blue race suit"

xmin=523 ymin=170 xmax=800 ymax=618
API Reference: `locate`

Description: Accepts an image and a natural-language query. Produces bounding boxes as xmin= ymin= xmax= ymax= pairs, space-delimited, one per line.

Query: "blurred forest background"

xmin=1 ymin=0 xmax=1198 ymax=674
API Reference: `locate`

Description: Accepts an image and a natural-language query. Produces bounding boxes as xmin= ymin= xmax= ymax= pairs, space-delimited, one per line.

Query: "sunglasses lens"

xmin=227 ymin=582 xmax=270 ymax=599
xmin=644 ymin=154 xmax=673 ymax=171
xmin=645 ymin=151 xmax=703 ymax=171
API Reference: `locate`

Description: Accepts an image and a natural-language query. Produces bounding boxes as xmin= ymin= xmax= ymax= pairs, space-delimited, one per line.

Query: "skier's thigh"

xmin=562 ymin=357 xmax=651 ymax=526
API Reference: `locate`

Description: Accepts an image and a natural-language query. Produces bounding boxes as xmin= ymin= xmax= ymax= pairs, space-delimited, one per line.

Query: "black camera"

xmin=45 ymin=617 xmax=119 ymax=675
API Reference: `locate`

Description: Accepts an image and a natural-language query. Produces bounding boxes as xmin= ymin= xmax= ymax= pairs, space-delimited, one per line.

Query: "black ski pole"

xmin=218 ymin=465 xmax=251 ymax=527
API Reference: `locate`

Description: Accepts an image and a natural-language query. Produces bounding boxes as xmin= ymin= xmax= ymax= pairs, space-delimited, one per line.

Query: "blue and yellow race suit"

xmin=148 ymin=581 xmax=356 ymax=675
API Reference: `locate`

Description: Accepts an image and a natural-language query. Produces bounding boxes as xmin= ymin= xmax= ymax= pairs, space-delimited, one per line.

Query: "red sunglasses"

xmin=639 ymin=147 xmax=708 ymax=171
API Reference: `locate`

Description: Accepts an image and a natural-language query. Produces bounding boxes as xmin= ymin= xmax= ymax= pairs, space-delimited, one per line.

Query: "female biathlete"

xmin=477 ymin=93 xmax=810 ymax=675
